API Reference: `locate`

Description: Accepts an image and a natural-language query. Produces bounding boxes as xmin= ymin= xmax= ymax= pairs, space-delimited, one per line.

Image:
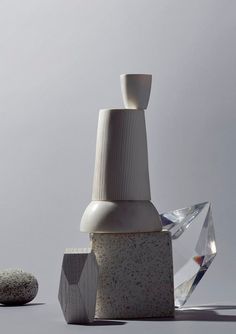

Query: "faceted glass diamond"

xmin=161 ymin=202 xmax=216 ymax=308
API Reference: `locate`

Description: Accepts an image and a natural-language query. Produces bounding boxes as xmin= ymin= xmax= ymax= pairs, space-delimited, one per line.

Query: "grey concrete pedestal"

xmin=91 ymin=231 xmax=174 ymax=319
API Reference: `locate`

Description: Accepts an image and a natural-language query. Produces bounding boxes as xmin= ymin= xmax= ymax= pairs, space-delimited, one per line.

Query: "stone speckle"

xmin=91 ymin=231 xmax=174 ymax=319
xmin=0 ymin=269 xmax=38 ymax=305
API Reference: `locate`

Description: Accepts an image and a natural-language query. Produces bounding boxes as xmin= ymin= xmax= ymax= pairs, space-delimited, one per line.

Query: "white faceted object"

xmin=58 ymin=248 xmax=99 ymax=324
xmin=161 ymin=202 xmax=217 ymax=307
xmin=120 ymin=74 xmax=152 ymax=109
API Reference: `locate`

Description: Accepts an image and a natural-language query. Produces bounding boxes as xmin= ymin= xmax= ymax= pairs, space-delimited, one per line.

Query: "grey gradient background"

xmin=0 ymin=0 xmax=236 ymax=332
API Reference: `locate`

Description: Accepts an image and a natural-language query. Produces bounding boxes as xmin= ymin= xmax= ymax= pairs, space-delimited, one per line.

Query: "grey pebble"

xmin=0 ymin=269 xmax=38 ymax=305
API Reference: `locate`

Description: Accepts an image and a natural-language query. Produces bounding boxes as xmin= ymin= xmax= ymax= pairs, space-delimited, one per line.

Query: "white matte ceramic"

xmin=80 ymin=74 xmax=162 ymax=233
xmin=92 ymin=109 xmax=151 ymax=201
xmin=120 ymin=74 xmax=152 ymax=110
xmin=80 ymin=201 xmax=162 ymax=233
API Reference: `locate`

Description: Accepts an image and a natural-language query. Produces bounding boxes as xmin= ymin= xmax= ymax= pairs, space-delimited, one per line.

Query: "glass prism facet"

xmin=161 ymin=202 xmax=216 ymax=308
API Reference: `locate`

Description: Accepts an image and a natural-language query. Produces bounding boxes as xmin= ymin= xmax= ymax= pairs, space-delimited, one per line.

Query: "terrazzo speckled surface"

xmin=91 ymin=231 xmax=174 ymax=319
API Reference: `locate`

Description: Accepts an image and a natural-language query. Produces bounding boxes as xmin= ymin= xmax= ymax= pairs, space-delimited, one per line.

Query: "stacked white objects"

xmin=80 ymin=74 xmax=174 ymax=319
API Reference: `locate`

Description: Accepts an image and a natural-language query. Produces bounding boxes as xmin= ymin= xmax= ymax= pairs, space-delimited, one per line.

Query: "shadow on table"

xmin=1 ymin=303 xmax=236 ymax=324
xmin=90 ymin=305 xmax=236 ymax=324
xmin=131 ymin=305 xmax=236 ymax=322
xmin=85 ymin=320 xmax=126 ymax=326
xmin=0 ymin=303 xmax=45 ymax=307
xmin=174 ymin=305 xmax=236 ymax=322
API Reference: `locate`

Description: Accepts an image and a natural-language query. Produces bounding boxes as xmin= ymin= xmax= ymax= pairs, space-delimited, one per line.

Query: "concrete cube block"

xmin=91 ymin=231 xmax=174 ymax=319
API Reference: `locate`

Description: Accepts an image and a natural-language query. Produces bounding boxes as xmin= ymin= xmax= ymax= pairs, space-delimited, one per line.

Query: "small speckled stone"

xmin=91 ymin=231 xmax=174 ymax=319
xmin=0 ymin=269 xmax=38 ymax=305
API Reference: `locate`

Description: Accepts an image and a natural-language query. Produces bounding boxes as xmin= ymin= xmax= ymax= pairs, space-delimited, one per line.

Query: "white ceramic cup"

xmin=120 ymin=74 xmax=152 ymax=110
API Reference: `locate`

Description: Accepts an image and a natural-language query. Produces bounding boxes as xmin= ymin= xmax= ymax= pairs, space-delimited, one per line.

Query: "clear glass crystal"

xmin=161 ymin=202 xmax=216 ymax=308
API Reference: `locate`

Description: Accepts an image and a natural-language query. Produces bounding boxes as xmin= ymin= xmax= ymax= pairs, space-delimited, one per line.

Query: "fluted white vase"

xmin=80 ymin=74 xmax=162 ymax=233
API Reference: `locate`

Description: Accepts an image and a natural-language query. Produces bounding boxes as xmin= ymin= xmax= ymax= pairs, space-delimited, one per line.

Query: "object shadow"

xmin=130 ymin=305 xmax=236 ymax=322
xmin=87 ymin=320 xmax=126 ymax=326
xmin=0 ymin=302 xmax=45 ymax=307
xmin=174 ymin=305 xmax=236 ymax=322
xmin=68 ymin=320 xmax=126 ymax=326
